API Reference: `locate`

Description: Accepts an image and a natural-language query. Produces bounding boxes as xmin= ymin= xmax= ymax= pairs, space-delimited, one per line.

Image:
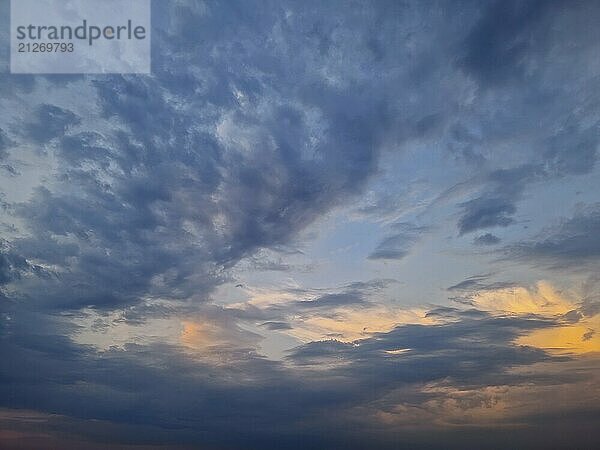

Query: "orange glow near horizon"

xmin=471 ymin=282 xmax=599 ymax=354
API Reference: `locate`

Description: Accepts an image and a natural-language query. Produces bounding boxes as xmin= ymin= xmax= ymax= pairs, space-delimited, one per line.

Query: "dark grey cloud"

xmin=24 ymin=104 xmax=80 ymax=144
xmin=288 ymin=312 xmax=553 ymax=372
xmin=369 ymin=223 xmax=429 ymax=260
xmin=544 ymin=124 xmax=600 ymax=177
xmin=2 ymin=0 xmax=408 ymax=312
xmin=582 ymin=329 xmax=595 ymax=341
xmin=260 ymin=321 xmax=292 ymax=331
xmin=506 ymin=203 xmax=600 ymax=269
xmin=580 ymin=295 xmax=600 ymax=318
xmin=294 ymin=291 xmax=365 ymax=309
xmin=1 ymin=0 xmax=599 ymax=448
xmin=474 ymin=232 xmax=501 ymax=246
xmin=226 ymin=279 xmax=397 ymax=327
xmin=288 ymin=279 xmax=396 ymax=311
xmin=460 ymin=0 xmax=556 ymax=85
xmin=1 ymin=296 xmax=594 ymax=450
xmin=456 ymin=165 xmax=539 ymax=235
xmin=0 ymin=128 xmax=17 ymax=175
xmin=458 ymin=196 xmax=517 ymax=235
xmin=2 ymin=0 xmax=410 ymax=308
xmin=447 ymin=273 xmax=516 ymax=294
xmin=0 ymin=247 xmax=28 ymax=285
xmin=451 ymin=0 xmax=600 ymax=235
xmin=456 ymin=125 xmax=599 ymax=234
xmin=425 ymin=305 xmax=489 ymax=320
xmin=447 ymin=274 xmax=492 ymax=292
xmin=0 ymin=128 xmax=14 ymax=160
xmin=0 ymin=241 xmax=50 ymax=286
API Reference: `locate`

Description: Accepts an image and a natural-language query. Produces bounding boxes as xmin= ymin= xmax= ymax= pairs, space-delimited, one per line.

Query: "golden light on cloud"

xmin=288 ymin=306 xmax=434 ymax=342
xmin=235 ymin=286 xmax=299 ymax=308
xmin=179 ymin=312 xmax=264 ymax=365
xmin=179 ymin=319 xmax=236 ymax=364
xmin=470 ymin=282 xmax=575 ymax=316
xmin=180 ymin=320 xmax=219 ymax=349
xmin=518 ymin=322 xmax=600 ymax=354
xmin=234 ymin=286 xmax=437 ymax=343
xmin=470 ymin=281 xmax=599 ymax=355
xmin=236 ymin=281 xmax=600 ymax=354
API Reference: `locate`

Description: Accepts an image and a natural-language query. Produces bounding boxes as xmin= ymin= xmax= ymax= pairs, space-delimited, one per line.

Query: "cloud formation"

xmin=369 ymin=223 xmax=429 ymax=260
xmin=507 ymin=203 xmax=600 ymax=269
xmin=0 ymin=0 xmax=599 ymax=448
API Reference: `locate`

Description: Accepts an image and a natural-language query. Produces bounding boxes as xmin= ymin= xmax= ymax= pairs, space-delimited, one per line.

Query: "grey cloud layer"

xmin=506 ymin=203 xmax=600 ymax=269
xmin=369 ymin=223 xmax=429 ymax=260
xmin=3 ymin=0 xmax=407 ymax=311
xmin=1 ymin=0 xmax=600 ymax=448
xmin=2 ymin=300 xmax=593 ymax=449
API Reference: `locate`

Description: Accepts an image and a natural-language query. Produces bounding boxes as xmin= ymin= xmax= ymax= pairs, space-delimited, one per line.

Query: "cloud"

xmin=506 ymin=203 xmax=600 ymax=269
xmin=458 ymin=196 xmax=516 ymax=234
xmin=0 ymin=128 xmax=14 ymax=160
xmin=2 ymin=0 xmax=410 ymax=312
xmin=474 ymin=233 xmax=501 ymax=245
xmin=1 ymin=0 xmax=599 ymax=448
xmin=447 ymin=273 xmax=514 ymax=293
xmin=2 ymin=290 xmax=597 ymax=450
xmin=24 ymin=104 xmax=80 ymax=144
xmin=454 ymin=164 xmax=540 ymax=235
xmin=225 ymin=278 xmax=404 ymax=342
xmin=294 ymin=291 xmax=365 ymax=309
xmin=455 ymin=124 xmax=598 ymax=234
xmin=260 ymin=321 xmax=292 ymax=331
xmin=368 ymin=223 xmax=429 ymax=260
xmin=448 ymin=281 xmax=600 ymax=355
xmin=544 ymin=124 xmax=600 ymax=176
xmin=460 ymin=0 xmax=555 ymax=86
xmin=449 ymin=0 xmax=600 ymax=234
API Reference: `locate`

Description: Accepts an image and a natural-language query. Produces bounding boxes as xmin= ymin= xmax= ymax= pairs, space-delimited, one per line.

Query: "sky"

xmin=0 ymin=0 xmax=599 ymax=449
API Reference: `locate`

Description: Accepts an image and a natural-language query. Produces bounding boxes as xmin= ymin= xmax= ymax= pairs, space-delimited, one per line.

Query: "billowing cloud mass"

xmin=1 ymin=0 xmax=599 ymax=449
